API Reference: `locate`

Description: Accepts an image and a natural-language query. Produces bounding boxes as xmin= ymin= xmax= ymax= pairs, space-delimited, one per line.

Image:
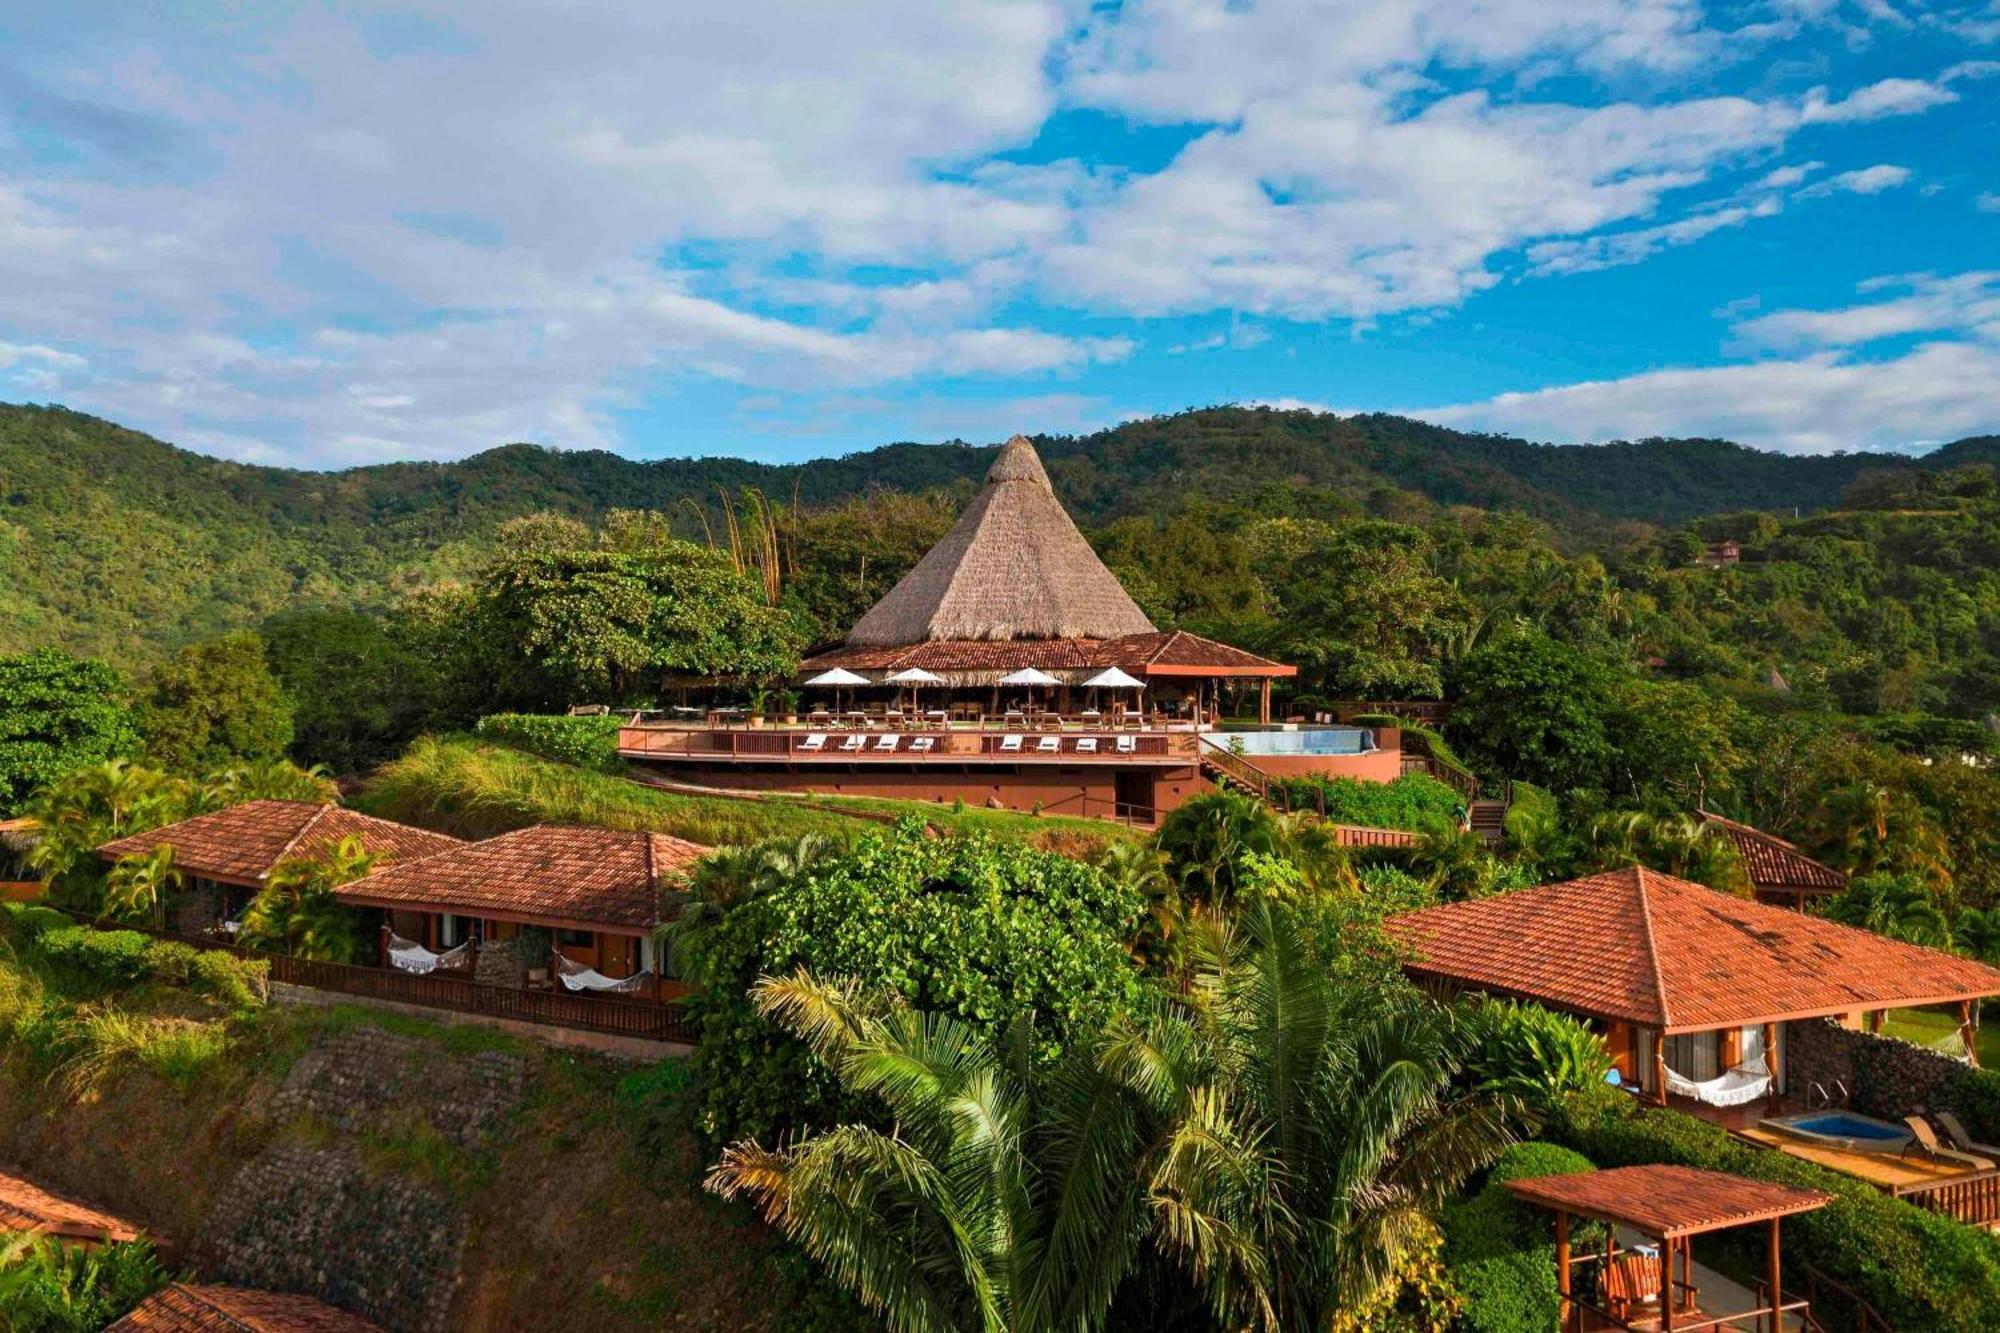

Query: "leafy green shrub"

xmin=689 ymin=819 xmax=1146 ymax=1146
xmin=1459 ymin=998 xmax=1613 ymax=1114
xmin=142 ymin=939 xmax=200 ymax=985
xmin=0 ymin=1234 xmax=168 ymax=1333
xmin=57 ymin=1010 xmax=230 ymax=1093
xmin=33 ymin=926 xmax=151 ymax=983
xmin=190 ymin=950 xmax=268 ymax=1009
xmin=1355 ymin=864 xmax=1437 ymax=914
xmin=1552 ymin=1086 xmax=2000 ymax=1331
xmin=1267 ymin=772 xmax=1464 ymax=831
xmin=1442 ymin=1143 xmax=1595 ymax=1333
xmin=474 ymin=713 xmax=626 ymax=772
xmin=1948 ymin=1065 xmax=2000 ymax=1145
xmin=2 ymin=903 xmax=73 ymax=941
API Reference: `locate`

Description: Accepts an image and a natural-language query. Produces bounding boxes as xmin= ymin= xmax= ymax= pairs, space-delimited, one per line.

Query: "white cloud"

xmin=1734 ymin=271 xmax=2000 ymax=348
xmin=1978 ymin=192 xmax=2000 ymax=212
xmin=1801 ymin=76 xmax=1958 ymax=122
xmin=1794 ymin=163 xmax=1912 ymax=196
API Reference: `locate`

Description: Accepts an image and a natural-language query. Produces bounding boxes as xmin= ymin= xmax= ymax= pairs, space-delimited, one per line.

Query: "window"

xmin=557 ymin=928 xmax=593 ymax=947
xmin=1663 ymin=1032 xmax=1721 ymax=1081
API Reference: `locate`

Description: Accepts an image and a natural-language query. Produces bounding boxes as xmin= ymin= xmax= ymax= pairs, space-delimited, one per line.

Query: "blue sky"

xmin=0 ymin=1 xmax=1995 ymax=468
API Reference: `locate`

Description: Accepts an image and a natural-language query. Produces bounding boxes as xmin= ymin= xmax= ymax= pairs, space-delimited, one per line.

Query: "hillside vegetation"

xmin=4 ymin=402 xmax=1985 ymax=663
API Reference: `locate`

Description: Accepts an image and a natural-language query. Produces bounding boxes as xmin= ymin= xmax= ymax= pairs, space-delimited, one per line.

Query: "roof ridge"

xmin=1631 ymin=866 xmax=1675 ymax=1030
xmin=268 ymin=802 xmax=338 ymax=876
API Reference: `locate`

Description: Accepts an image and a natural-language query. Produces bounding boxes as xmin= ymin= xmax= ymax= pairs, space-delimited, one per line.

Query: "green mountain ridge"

xmin=1 ymin=400 xmax=1986 ymax=664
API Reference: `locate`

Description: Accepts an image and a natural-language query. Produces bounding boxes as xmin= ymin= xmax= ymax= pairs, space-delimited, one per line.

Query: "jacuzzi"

xmin=1762 ymin=1111 xmax=1911 ymax=1153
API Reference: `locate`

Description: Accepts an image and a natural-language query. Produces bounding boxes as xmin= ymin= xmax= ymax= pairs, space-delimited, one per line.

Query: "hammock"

xmin=1926 ymin=1029 xmax=1974 ymax=1063
xmin=386 ymin=930 xmax=471 ymax=975
xmin=554 ymin=949 xmax=650 ymax=994
xmin=1665 ymin=1059 xmax=1771 ymax=1107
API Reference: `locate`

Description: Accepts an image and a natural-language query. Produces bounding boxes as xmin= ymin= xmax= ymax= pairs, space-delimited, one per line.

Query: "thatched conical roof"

xmin=846 ymin=436 xmax=1157 ymax=647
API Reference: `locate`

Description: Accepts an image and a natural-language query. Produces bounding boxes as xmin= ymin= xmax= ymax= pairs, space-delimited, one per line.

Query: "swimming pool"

xmin=1764 ymin=1111 xmax=1910 ymax=1152
xmin=1221 ymin=728 xmax=1376 ymax=757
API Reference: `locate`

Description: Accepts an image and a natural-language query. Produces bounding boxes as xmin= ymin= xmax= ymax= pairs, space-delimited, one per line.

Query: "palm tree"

xmin=1154 ymin=790 xmax=1283 ymax=909
xmin=202 ymin=758 xmax=339 ymax=807
xmin=237 ymin=834 xmax=374 ymax=961
xmin=708 ymin=971 xmax=1152 ymax=1333
xmin=99 ymin=845 xmax=183 ymax=928
xmin=1093 ymin=840 xmax=1181 ymax=971
xmin=1110 ymin=901 xmax=1519 ymax=1329
xmin=1954 ymin=907 xmax=2000 ymax=966
xmin=24 ymin=759 xmax=190 ymax=896
xmin=1826 ymin=873 xmax=1951 ymax=948
xmin=656 ymin=833 xmax=841 ymax=975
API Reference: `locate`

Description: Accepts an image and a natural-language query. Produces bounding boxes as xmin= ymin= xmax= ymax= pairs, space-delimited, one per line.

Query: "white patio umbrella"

xmin=1081 ymin=666 xmax=1145 ymax=717
xmin=885 ymin=667 xmax=945 ymax=717
xmin=997 ymin=667 xmax=1060 ymax=715
xmin=804 ymin=667 xmax=870 ymax=714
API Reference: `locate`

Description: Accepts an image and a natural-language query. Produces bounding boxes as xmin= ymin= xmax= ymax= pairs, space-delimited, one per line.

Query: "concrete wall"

xmin=651 ymin=761 xmax=1206 ymax=822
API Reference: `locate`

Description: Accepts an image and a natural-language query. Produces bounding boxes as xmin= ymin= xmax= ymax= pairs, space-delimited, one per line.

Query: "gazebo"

xmin=0 ymin=1169 xmax=142 ymax=1246
xmin=1506 ymin=1165 xmax=1830 ymax=1330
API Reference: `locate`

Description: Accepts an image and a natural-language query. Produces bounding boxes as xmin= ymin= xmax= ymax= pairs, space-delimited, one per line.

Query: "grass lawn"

xmin=1879 ymin=1005 xmax=2000 ymax=1067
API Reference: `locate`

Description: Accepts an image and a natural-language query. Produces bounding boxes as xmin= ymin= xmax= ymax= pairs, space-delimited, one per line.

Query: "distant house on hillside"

xmin=1697 ymin=539 xmax=1742 ymax=569
xmin=1697 ymin=810 xmax=1846 ymax=907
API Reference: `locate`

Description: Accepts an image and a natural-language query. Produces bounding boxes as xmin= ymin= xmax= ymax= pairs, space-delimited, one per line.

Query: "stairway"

xmin=1196 ymin=736 xmax=1274 ymax=801
xmin=1467 ymin=798 xmax=1507 ymax=844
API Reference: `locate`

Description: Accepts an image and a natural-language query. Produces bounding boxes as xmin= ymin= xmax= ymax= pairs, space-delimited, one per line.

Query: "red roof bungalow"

xmin=0 ymin=1168 xmax=143 ymax=1245
xmin=97 ymin=801 xmax=463 ymax=936
xmin=108 ymin=1284 xmax=382 ymax=1332
xmin=1386 ymin=867 xmax=2000 ymax=1110
xmin=332 ymin=825 xmax=709 ymax=997
xmin=1697 ymin=810 xmax=1847 ymax=906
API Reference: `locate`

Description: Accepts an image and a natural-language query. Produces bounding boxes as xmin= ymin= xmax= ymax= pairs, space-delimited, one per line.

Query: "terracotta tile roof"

xmin=98 ymin=802 xmax=463 ymax=886
xmin=108 ymin=1284 xmax=381 ymax=1332
xmin=333 ymin=825 xmax=709 ymax=931
xmin=0 ymin=1169 xmax=141 ymax=1243
xmin=802 ymin=629 xmax=1292 ymax=678
xmin=1698 ymin=810 xmax=1847 ymax=894
xmin=1385 ymin=866 xmax=2000 ymax=1032
xmin=1504 ymin=1165 xmax=1829 ymax=1238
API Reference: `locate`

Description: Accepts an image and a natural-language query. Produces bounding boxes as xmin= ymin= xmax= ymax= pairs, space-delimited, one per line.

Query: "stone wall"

xmin=196 ymin=1145 xmax=463 ymax=1333
xmin=473 ymin=935 xmax=523 ymax=990
xmin=269 ymin=1025 xmax=526 ymax=1147
xmin=1785 ymin=1017 xmax=1972 ymax=1119
xmin=168 ymin=883 xmax=224 ymax=935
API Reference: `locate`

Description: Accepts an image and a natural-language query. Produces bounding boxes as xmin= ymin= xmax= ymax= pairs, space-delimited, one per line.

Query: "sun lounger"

xmin=874 ymin=733 xmax=900 ymax=752
xmin=909 ymin=736 xmax=935 ymax=753
xmin=1035 ymin=735 xmax=1060 ymax=753
xmin=799 ymin=733 xmax=827 ymax=752
xmin=1932 ymin=1111 xmax=2000 ymax=1168
xmin=1115 ymin=734 xmax=1136 ymax=754
xmin=1899 ymin=1114 xmax=1987 ymax=1167
xmin=839 ymin=733 xmax=866 ymax=752
xmin=999 ymin=734 xmax=1024 ymax=753
xmin=1075 ymin=736 xmax=1099 ymax=754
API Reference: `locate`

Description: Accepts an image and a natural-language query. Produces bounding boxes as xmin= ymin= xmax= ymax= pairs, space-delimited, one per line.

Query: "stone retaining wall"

xmin=269 ymin=1025 xmax=527 ymax=1147
xmin=1786 ymin=1017 xmax=1973 ymax=1119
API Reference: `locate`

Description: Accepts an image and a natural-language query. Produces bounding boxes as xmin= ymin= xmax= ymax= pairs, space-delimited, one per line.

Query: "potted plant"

xmin=779 ymin=688 xmax=801 ymax=725
xmin=747 ymin=685 xmax=770 ymax=728
xmin=516 ymin=926 xmax=553 ymax=987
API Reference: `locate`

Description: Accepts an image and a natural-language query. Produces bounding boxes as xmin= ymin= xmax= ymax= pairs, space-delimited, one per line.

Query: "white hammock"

xmin=1666 ymin=1059 xmax=1772 ymax=1107
xmin=554 ymin=949 xmax=649 ymax=994
xmin=386 ymin=930 xmax=471 ymax=975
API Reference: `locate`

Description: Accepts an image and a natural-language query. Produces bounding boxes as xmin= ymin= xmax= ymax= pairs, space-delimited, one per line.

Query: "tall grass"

xmin=56 ymin=1008 xmax=230 ymax=1095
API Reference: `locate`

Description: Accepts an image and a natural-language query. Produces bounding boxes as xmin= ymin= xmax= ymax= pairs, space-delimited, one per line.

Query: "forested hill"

xmin=0 ymin=401 xmax=1982 ymax=663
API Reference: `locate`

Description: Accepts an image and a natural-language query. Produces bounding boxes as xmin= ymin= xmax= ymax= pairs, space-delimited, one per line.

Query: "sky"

xmin=0 ymin=1 xmax=1996 ymax=469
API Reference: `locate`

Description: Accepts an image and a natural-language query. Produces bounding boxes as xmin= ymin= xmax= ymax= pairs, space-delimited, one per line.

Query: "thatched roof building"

xmin=806 ymin=437 xmax=1292 ymax=696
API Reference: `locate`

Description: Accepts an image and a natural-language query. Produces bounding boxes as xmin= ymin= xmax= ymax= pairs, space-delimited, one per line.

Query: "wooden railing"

xmin=618 ymin=724 xmax=1195 ymax=762
xmin=1892 ymin=1167 xmax=2000 ymax=1228
xmin=1398 ymin=731 xmax=1482 ymax=801
xmin=1195 ymin=736 xmax=1274 ymax=800
xmin=57 ymin=913 xmax=695 ymax=1045
xmin=1759 ymin=1264 xmax=1893 ymax=1333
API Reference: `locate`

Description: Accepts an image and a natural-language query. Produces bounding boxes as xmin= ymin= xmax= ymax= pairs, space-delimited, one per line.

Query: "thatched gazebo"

xmin=803 ymin=436 xmax=1294 ymax=721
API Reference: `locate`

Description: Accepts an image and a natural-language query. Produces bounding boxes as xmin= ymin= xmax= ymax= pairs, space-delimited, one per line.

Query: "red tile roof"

xmin=1698 ymin=811 xmax=1847 ymax=895
xmin=107 ymin=1284 xmax=381 ymax=1332
xmin=1504 ymin=1165 xmax=1829 ymax=1239
xmin=1385 ymin=866 xmax=2000 ymax=1032
xmin=98 ymin=803 xmax=463 ymax=887
xmin=333 ymin=825 xmax=709 ymax=931
xmin=0 ymin=1169 xmax=142 ymax=1243
xmin=802 ymin=629 xmax=1292 ymax=678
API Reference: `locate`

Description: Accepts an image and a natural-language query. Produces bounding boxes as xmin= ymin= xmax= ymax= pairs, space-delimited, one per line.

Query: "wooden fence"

xmin=57 ymin=913 xmax=696 ymax=1045
xmin=1893 ymin=1168 xmax=2000 ymax=1230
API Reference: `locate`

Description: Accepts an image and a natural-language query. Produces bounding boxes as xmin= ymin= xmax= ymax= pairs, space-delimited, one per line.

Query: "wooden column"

xmin=1767 ymin=1218 xmax=1783 ymax=1333
xmin=1654 ymin=1029 xmax=1670 ymax=1106
xmin=1763 ymin=1020 xmax=1781 ymax=1101
xmin=378 ymin=922 xmax=390 ymax=969
xmin=1959 ymin=1000 xmax=1979 ymax=1068
xmin=1868 ymin=1008 xmax=1885 ymax=1034
xmin=1258 ymin=677 xmax=1272 ymax=725
xmin=1658 ymin=1236 xmax=1674 ymax=1332
xmin=1554 ymin=1210 xmax=1571 ymax=1332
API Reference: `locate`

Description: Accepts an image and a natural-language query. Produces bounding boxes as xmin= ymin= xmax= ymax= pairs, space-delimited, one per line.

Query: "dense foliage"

xmin=686 ymin=820 xmax=1148 ymax=1147
xmin=0 ymin=1234 xmax=169 ymax=1333
xmin=1440 ymin=1143 xmax=1597 ymax=1333
xmin=0 ymin=650 xmax=136 ymax=815
xmin=136 ymin=632 xmax=294 ymax=773
xmin=1266 ymin=772 xmax=1465 ymax=831
xmin=472 ymin=712 xmax=626 ymax=772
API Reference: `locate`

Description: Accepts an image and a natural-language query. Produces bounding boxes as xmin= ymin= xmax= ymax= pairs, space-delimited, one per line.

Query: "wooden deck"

xmin=1734 ymin=1126 xmax=1975 ymax=1189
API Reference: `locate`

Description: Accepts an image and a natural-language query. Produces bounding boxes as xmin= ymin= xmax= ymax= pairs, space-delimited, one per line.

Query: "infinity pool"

xmin=1222 ymin=728 xmax=1376 ymax=757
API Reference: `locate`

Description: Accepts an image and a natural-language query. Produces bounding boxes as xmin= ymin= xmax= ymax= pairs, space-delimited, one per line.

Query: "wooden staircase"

xmin=1197 ymin=736 xmax=1274 ymax=801
xmin=1467 ymin=797 xmax=1508 ymax=844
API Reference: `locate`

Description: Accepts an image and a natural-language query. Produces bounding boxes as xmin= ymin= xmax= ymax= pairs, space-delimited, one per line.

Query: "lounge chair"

xmin=799 ymin=733 xmax=828 ymax=752
xmin=999 ymin=734 xmax=1024 ymax=753
xmin=874 ymin=733 xmax=900 ymax=752
xmin=1115 ymin=734 xmax=1137 ymax=754
xmin=1932 ymin=1111 xmax=2000 ymax=1167
xmin=1075 ymin=736 xmax=1099 ymax=754
xmin=909 ymin=735 xmax=935 ymax=753
xmin=1035 ymin=735 xmax=1060 ymax=754
xmin=839 ymin=733 xmax=866 ymax=752
xmin=1903 ymin=1115 xmax=1952 ymax=1163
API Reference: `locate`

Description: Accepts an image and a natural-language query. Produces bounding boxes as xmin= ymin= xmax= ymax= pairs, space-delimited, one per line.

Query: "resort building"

xmin=1696 ymin=810 xmax=1847 ymax=906
xmin=332 ymin=825 xmax=707 ymax=996
xmin=1386 ymin=866 xmax=2000 ymax=1107
xmin=619 ymin=436 xmax=1401 ymax=823
xmin=97 ymin=801 xmax=464 ymax=936
xmin=108 ymin=1284 xmax=382 ymax=1332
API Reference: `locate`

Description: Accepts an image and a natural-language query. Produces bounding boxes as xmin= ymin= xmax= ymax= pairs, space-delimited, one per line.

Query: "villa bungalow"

xmin=619 ymin=437 xmax=1399 ymax=823
xmin=1 ymin=815 xmax=42 ymax=901
xmin=97 ymin=801 xmax=463 ymax=936
xmin=109 ymin=1284 xmax=382 ymax=1332
xmin=0 ymin=1169 xmax=142 ymax=1246
xmin=331 ymin=825 xmax=708 ymax=995
xmin=1697 ymin=810 xmax=1847 ymax=907
xmin=1386 ymin=866 xmax=2000 ymax=1108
